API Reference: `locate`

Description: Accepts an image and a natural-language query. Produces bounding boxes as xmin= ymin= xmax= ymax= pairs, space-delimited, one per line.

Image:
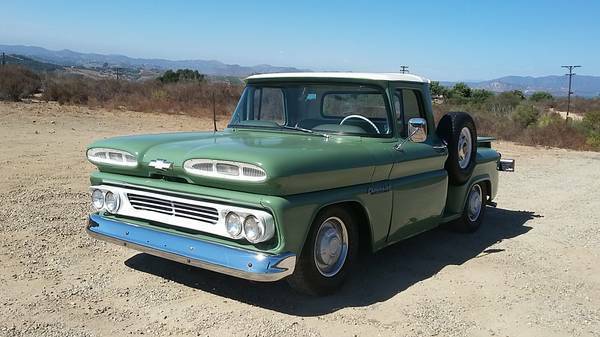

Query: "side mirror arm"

xmin=394 ymin=127 xmax=420 ymax=152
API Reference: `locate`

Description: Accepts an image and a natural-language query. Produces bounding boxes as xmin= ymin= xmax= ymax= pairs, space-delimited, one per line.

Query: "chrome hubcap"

xmin=458 ymin=127 xmax=472 ymax=169
xmin=467 ymin=184 xmax=483 ymax=222
xmin=314 ymin=217 xmax=348 ymax=277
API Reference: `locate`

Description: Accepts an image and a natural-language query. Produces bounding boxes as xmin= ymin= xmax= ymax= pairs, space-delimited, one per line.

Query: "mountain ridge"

xmin=0 ymin=44 xmax=303 ymax=77
xmin=2 ymin=44 xmax=599 ymax=96
xmin=441 ymin=75 xmax=600 ymax=97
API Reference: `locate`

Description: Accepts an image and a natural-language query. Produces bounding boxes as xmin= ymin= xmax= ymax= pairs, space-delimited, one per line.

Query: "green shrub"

xmin=537 ymin=113 xmax=562 ymax=127
xmin=587 ymin=133 xmax=600 ymax=149
xmin=512 ymin=103 xmax=541 ymax=128
xmin=582 ymin=111 xmax=600 ymax=132
xmin=530 ymin=91 xmax=553 ymax=102
xmin=582 ymin=111 xmax=600 ymax=149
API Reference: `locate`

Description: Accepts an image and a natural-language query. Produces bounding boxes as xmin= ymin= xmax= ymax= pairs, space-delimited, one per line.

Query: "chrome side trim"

xmin=87 ymin=214 xmax=295 ymax=282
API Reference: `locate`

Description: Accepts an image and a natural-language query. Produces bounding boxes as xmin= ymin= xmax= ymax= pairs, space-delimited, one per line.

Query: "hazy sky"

xmin=1 ymin=0 xmax=598 ymax=81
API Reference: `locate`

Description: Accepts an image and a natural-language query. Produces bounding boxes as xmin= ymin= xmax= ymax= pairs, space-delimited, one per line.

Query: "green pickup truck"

xmin=86 ymin=72 xmax=514 ymax=295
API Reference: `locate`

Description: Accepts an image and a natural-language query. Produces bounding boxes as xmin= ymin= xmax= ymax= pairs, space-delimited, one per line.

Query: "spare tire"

xmin=436 ymin=112 xmax=477 ymax=185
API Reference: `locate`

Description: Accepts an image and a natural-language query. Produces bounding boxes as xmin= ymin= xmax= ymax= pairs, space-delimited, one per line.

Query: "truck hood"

xmin=88 ymin=129 xmax=378 ymax=195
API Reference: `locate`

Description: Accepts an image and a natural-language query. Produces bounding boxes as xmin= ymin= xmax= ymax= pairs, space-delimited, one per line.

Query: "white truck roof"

xmin=246 ymin=72 xmax=429 ymax=83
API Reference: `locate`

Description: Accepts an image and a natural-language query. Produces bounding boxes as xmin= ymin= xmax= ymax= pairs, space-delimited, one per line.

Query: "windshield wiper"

xmin=280 ymin=125 xmax=329 ymax=138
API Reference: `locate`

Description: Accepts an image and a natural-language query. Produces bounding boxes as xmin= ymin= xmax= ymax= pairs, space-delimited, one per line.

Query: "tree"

xmin=511 ymin=90 xmax=525 ymax=100
xmin=429 ymin=81 xmax=447 ymax=97
xmin=530 ymin=91 xmax=554 ymax=102
xmin=494 ymin=91 xmax=525 ymax=108
xmin=158 ymin=69 xmax=205 ymax=83
xmin=449 ymin=82 xmax=472 ymax=98
xmin=471 ymin=89 xmax=494 ymax=103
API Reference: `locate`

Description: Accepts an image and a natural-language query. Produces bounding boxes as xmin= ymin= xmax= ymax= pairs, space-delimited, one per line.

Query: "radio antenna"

xmin=212 ymin=91 xmax=217 ymax=133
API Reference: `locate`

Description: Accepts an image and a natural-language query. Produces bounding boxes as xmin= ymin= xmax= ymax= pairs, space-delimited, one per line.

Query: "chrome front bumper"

xmin=86 ymin=214 xmax=296 ymax=282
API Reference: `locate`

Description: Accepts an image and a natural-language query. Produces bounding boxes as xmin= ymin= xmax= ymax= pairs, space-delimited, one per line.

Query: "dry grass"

xmin=42 ymin=75 xmax=242 ymax=116
xmin=0 ymin=65 xmax=41 ymax=101
xmin=1 ymin=68 xmax=598 ymax=151
xmin=433 ymin=103 xmax=597 ymax=151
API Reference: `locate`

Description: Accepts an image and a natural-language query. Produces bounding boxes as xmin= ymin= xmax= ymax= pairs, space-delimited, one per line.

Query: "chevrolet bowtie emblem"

xmin=148 ymin=159 xmax=173 ymax=170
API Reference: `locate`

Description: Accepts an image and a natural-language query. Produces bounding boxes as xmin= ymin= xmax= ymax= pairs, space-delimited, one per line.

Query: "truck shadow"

xmin=125 ymin=207 xmax=539 ymax=316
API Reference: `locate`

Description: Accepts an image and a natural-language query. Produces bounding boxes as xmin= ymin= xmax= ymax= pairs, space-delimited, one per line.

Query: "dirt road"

xmin=549 ymin=108 xmax=585 ymax=121
xmin=1 ymin=101 xmax=599 ymax=337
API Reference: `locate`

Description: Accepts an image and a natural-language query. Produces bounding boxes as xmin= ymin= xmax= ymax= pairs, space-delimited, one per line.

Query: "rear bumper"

xmin=498 ymin=158 xmax=515 ymax=172
xmin=86 ymin=214 xmax=296 ymax=282
xmin=497 ymin=152 xmax=515 ymax=172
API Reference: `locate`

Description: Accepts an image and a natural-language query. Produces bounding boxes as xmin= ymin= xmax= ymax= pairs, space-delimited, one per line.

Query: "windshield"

xmin=228 ymin=83 xmax=392 ymax=137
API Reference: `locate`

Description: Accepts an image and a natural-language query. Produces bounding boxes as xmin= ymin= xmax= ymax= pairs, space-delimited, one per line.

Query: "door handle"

xmin=432 ymin=144 xmax=447 ymax=153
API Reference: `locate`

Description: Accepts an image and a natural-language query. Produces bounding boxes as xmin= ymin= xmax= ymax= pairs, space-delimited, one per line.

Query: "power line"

xmin=399 ymin=65 xmax=409 ymax=74
xmin=561 ymin=65 xmax=581 ymax=117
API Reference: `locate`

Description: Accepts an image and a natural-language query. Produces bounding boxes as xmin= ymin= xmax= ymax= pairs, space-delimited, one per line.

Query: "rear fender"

xmin=444 ymin=159 xmax=498 ymax=216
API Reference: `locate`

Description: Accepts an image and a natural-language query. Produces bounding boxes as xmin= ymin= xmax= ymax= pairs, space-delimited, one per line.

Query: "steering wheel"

xmin=339 ymin=114 xmax=380 ymax=134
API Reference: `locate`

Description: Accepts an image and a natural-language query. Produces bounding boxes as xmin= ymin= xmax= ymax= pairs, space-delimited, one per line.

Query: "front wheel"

xmin=287 ymin=206 xmax=358 ymax=295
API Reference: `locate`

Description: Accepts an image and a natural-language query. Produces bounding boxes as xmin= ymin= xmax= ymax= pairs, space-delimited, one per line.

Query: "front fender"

xmin=262 ymin=182 xmax=392 ymax=255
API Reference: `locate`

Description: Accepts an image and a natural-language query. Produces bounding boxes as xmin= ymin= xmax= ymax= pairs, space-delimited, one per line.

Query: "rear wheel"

xmin=451 ymin=182 xmax=487 ymax=233
xmin=287 ymin=206 xmax=358 ymax=295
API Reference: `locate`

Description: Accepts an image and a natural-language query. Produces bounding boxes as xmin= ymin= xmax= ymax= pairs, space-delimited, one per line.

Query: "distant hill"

xmin=441 ymin=75 xmax=600 ymax=97
xmin=3 ymin=44 xmax=599 ymax=96
xmin=1 ymin=53 xmax=63 ymax=71
xmin=0 ymin=44 xmax=303 ymax=77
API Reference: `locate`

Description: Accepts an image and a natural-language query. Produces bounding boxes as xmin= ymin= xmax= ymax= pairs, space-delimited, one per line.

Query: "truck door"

xmin=387 ymin=86 xmax=448 ymax=243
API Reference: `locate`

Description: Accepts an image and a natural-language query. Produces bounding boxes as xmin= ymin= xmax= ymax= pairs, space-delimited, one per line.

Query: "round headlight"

xmin=225 ymin=212 xmax=242 ymax=238
xmin=91 ymin=189 xmax=104 ymax=210
xmin=104 ymin=191 xmax=120 ymax=213
xmin=243 ymin=215 xmax=265 ymax=243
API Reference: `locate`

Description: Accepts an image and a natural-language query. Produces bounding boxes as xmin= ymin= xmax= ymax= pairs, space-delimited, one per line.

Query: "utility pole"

xmin=561 ymin=65 xmax=581 ymax=117
xmin=115 ymin=67 xmax=120 ymax=80
xmin=399 ymin=65 xmax=409 ymax=74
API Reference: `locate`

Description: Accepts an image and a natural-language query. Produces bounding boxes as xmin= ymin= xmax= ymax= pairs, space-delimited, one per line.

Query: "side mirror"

xmin=407 ymin=117 xmax=427 ymax=143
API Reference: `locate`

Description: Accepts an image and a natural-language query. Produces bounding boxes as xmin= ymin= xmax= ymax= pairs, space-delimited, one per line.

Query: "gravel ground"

xmin=1 ymin=101 xmax=599 ymax=337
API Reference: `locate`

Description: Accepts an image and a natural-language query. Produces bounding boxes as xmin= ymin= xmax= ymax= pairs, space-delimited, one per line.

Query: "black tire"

xmin=287 ymin=206 xmax=359 ymax=296
xmin=436 ymin=112 xmax=477 ymax=185
xmin=451 ymin=182 xmax=487 ymax=233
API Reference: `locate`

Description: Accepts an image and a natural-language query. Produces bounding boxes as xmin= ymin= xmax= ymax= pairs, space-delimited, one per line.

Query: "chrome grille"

xmin=127 ymin=193 xmax=219 ymax=224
